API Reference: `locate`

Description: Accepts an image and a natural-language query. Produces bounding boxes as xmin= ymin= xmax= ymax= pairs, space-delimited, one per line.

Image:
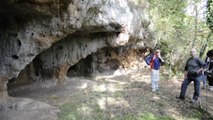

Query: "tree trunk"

xmin=199 ymin=31 xmax=213 ymax=58
xmin=192 ymin=4 xmax=198 ymax=48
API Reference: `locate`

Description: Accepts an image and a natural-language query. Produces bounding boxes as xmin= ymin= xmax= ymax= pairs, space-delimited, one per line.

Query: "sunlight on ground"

xmin=93 ymin=69 xmax=134 ymax=80
xmin=130 ymin=74 xmax=151 ymax=83
xmin=152 ymin=95 xmax=160 ymax=100
xmin=113 ymin=69 xmax=135 ymax=76
xmin=97 ymin=97 xmax=129 ymax=110
xmin=173 ymin=79 xmax=182 ymax=84
xmin=167 ymin=107 xmax=182 ymax=119
xmin=78 ymin=105 xmax=92 ymax=115
xmin=92 ymin=83 xmax=122 ymax=93
xmin=104 ymin=79 xmax=127 ymax=85
xmin=77 ymin=83 xmax=88 ymax=89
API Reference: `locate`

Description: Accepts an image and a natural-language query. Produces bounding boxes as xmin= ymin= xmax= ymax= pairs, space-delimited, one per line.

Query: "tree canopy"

xmin=143 ymin=0 xmax=213 ymax=76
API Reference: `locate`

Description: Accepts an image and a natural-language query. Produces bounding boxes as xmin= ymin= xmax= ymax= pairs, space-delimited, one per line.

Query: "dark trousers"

xmin=180 ymin=76 xmax=201 ymax=100
xmin=207 ymin=75 xmax=213 ymax=86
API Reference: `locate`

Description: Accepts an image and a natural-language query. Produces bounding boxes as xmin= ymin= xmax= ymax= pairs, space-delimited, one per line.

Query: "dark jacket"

xmin=185 ymin=57 xmax=205 ymax=77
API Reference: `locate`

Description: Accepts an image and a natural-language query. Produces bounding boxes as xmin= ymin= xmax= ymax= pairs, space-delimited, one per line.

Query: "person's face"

xmin=190 ymin=49 xmax=196 ymax=57
xmin=156 ymin=50 xmax=160 ymax=56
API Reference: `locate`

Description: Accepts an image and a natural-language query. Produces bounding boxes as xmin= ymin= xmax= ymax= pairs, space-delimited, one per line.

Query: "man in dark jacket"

xmin=205 ymin=49 xmax=213 ymax=91
xmin=177 ymin=48 xmax=205 ymax=103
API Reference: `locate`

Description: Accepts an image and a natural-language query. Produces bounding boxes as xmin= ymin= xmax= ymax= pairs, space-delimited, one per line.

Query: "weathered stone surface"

xmin=0 ymin=77 xmax=8 ymax=99
xmin=0 ymin=0 xmax=155 ymax=98
xmin=0 ymin=98 xmax=59 ymax=120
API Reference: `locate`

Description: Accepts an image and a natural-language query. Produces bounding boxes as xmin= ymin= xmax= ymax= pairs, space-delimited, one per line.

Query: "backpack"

xmin=144 ymin=54 xmax=154 ymax=65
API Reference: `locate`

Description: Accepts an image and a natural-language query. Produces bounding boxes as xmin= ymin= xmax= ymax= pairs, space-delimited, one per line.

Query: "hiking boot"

xmin=190 ymin=99 xmax=197 ymax=103
xmin=176 ymin=96 xmax=185 ymax=100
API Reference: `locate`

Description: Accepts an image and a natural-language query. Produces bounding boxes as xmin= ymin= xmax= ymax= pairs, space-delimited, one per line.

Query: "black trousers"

xmin=207 ymin=75 xmax=213 ymax=86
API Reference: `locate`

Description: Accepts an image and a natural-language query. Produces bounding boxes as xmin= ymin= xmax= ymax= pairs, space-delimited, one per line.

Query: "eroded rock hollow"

xmin=0 ymin=0 xmax=155 ymax=99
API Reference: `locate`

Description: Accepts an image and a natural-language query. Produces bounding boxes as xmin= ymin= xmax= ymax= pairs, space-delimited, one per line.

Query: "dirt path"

xmin=8 ymin=68 xmax=213 ymax=120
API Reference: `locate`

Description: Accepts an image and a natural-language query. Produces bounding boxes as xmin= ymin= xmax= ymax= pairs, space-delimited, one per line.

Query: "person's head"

xmin=190 ymin=48 xmax=197 ymax=58
xmin=207 ymin=49 xmax=213 ymax=60
xmin=155 ymin=49 xmax=160 ymax=56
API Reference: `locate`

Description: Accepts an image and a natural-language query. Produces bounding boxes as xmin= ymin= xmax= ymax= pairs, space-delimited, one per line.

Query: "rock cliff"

xmin=0 ymin=0 xmax=155 ymax=99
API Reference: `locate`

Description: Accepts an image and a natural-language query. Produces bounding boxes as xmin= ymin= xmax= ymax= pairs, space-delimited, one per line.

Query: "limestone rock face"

xmin=0 ymin=98 xmax=59 ymax=120
xmin=0 ymin=0 xmax=155 ymax=99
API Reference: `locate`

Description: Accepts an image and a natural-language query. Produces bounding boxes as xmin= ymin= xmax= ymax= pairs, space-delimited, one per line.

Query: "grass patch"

xmin=157 ymin=101 xmax=164 ymax=107
xmin=190 ymin=110 xmax=203 ymax=119
xmin=140 ymin=113 xmax=175 ymax=120
xmin=113 ymin=113 xmax=138 ymax=120
xmin=92 ymin=105 xmax=106 ymax=120
xmin=58 ymin=103 xmax=82 ymax=120
xmin=188 ymin=109 xmax=213 ymax=120
xmin=58 ymin=102 xmax=106 ymax=120
xmin=114 ymin=91 xmax=124 ymax=98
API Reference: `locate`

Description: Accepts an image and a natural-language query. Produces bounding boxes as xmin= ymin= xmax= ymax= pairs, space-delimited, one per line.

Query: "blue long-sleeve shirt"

xmin=152 ymin=56 xmax=162 ymax=70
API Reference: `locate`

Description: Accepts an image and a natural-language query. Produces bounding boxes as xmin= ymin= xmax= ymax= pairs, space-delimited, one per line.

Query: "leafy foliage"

xmin=146 ymin=0 xmax=212 ymax=75
xmin=207 ymin=0 xmax=213 ymax=30
xmin=130 ymin=0 xmax=212 ymax=75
